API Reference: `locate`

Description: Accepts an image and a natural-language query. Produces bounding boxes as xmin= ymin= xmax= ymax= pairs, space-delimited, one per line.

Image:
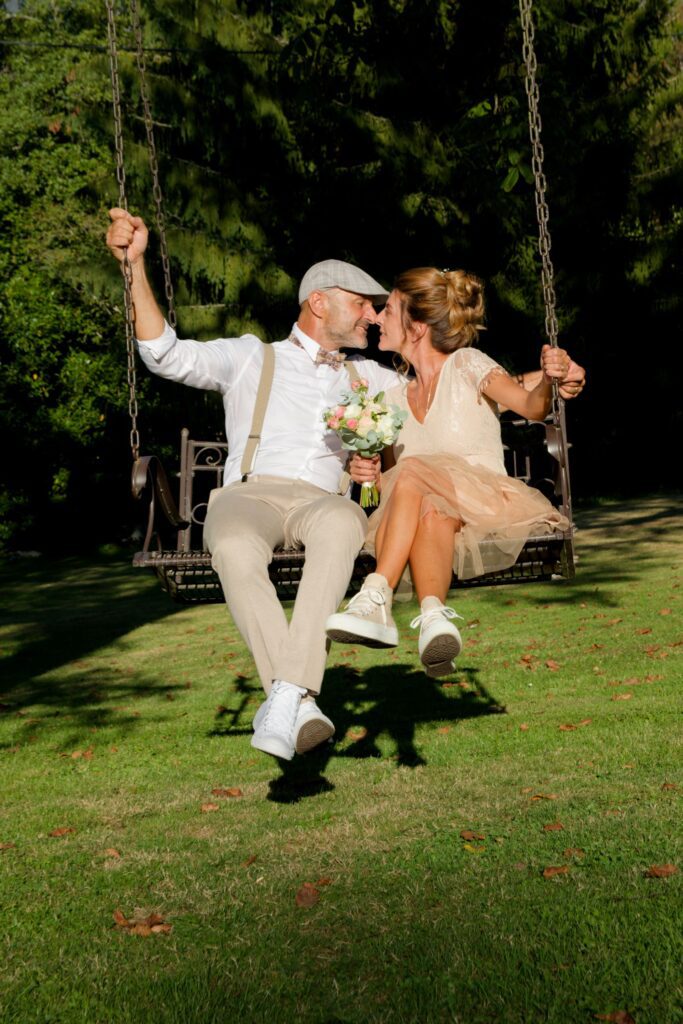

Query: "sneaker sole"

xmin=251 ymin=732 xmax=295 ymax=761
xmin=296 ymin=718 xmax=335 ymax=755
xmin=326 ymin=615 xmax=398 ymax=648
xmin=421 ymin=633 xmax=462 ymax=671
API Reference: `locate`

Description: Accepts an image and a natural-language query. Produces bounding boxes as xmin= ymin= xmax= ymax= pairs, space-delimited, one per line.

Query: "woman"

xmin=325 ymin=267 xmax=572 ymax=677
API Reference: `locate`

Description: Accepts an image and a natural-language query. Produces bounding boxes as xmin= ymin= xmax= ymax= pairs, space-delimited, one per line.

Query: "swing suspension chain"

xmin=518 ymin=0 xmax=560 ymax=353
xmin=105 ymin=0 xmax=140 ymax=462
xmin=129 ymin=0 xmax=177 ymax=331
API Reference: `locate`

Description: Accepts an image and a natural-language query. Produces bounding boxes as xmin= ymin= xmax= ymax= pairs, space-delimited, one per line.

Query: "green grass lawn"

xmin=0 ymin=496 xmax=681 ymax=1024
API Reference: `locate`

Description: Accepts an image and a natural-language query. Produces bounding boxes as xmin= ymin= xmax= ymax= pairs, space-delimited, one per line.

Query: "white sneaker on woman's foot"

xmin=251 ymin=680 xmax=306 ymax=760
xmin=325 ymin=573 xmax=398 ymax=648
xmin=411 ymin=597 xmax=463 ymax=677
xmin=253 ymin=696 xmax=335 ymax=755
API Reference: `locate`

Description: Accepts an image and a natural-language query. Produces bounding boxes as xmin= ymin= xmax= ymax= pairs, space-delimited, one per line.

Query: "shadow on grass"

xmin=0 ymin=556 xmax=186 ymax=734
xmin=266 ymin=663 xmax=505 ymax=803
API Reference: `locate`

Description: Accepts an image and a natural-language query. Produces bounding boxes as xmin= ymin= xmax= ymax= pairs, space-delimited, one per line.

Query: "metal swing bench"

xmin=107 ymin=0 xmax=575 ymax=605
xmin=131 ymin=420 xmax=574 ymax=604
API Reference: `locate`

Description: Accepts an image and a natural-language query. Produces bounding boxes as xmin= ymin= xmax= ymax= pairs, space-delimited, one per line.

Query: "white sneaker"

xmin=253 ymin=696 xmax=335 ymax=755
xmin=294 ymin=700 xmax=335 ymax=754
xmin=251 ymin=680 xmax=306 ymax=760
xmin=325 ymin=573 xmax=398 ymax=648
xmin=411 ymin=597 xmax=464 ymax=677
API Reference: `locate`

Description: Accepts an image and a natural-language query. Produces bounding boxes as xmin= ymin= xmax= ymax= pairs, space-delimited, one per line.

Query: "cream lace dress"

xmin=364 ymin=346 xmax=570 ymax=581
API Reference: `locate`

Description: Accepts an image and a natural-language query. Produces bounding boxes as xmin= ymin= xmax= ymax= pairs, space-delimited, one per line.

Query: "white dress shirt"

xmin=137 ymin=321 xmax=399 ymax=492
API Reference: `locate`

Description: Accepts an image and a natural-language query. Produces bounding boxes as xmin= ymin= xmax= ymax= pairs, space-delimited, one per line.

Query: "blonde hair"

xmin=394 ymin=267 xmax=485 ymax=353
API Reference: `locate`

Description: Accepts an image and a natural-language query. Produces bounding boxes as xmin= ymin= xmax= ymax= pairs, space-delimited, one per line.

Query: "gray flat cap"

xmin=298 ymin=259 xmax=389 ymax=304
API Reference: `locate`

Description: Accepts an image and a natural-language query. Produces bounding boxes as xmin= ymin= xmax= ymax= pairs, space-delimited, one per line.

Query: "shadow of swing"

xmin=262 ymin=662 xmax=506 ymax=804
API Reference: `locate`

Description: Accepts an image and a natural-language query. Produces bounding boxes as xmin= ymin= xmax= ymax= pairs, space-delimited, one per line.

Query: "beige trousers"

xmin=203 ymin=476 xmax=367 ymax=696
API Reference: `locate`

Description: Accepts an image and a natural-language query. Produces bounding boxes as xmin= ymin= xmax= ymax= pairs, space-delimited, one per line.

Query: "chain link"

xmin=518 ymin=0 xmax=573 ymax=526
xmin=519 ymin=0 xmax=559 ymax=350
xmin=129 ymin=0 xmax=177 ymax=330
xmin=105 ymin=0 xmax=140 ymax=462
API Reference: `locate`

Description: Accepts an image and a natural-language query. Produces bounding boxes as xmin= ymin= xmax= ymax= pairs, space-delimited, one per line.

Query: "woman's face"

xmin=377 ymin=290 xmax=408 ymax=353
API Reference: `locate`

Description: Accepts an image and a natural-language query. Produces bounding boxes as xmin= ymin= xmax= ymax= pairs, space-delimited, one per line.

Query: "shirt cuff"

xmin=135 ymin=320 xmax=177 ymax=362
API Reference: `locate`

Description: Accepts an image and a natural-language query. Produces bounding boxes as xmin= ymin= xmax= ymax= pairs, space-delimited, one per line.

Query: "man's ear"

xmin=306 ymin=290 xmax=328 ymax=319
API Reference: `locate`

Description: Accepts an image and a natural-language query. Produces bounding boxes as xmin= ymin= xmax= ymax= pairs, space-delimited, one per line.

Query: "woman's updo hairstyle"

xmin=393 ymin=267 xmax=485 ymax=353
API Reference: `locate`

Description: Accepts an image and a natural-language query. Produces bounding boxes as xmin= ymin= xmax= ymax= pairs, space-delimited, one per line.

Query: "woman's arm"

xmin=484 ymin=368 xmax=553 ymax=421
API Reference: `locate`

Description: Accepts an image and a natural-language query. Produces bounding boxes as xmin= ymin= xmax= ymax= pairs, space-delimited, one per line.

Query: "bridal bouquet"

xmin=323 ymin=378 xmax=407 ymax=507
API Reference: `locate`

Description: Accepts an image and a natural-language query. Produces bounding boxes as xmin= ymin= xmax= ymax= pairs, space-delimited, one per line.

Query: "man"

xmin=106 ymin=208 xmax=584 ymax=761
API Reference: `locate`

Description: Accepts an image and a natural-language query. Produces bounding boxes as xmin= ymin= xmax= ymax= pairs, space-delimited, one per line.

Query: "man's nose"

xmin=364 ymin=303 xmax=379 ymax=322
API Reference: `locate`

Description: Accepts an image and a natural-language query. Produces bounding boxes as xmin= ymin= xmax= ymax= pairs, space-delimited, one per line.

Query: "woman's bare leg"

xmin=374 ymin=475 xmax=424 ymax=588
xmin=408 ymin=510 xmax=461 ymax=603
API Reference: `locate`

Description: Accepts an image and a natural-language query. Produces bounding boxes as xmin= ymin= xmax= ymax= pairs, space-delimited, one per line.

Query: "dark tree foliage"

xmin=0 ymin=0 xmax=681 ymax=552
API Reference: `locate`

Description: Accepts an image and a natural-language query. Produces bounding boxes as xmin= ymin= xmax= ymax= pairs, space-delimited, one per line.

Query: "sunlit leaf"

xmin=645 ymin=864 xmax=678 ymax=878
xmin=542 ymin=822 xmax=564 ymax=831
xmin=542 ymin=865 xmax=570 ymax=878
xmin=595 ymin=1012 xmax=636 ymax=1023
xmin=295 ymin=883 xmax=320 ymax=907
xmin=49 ymin=827 xmax=75 ymax=837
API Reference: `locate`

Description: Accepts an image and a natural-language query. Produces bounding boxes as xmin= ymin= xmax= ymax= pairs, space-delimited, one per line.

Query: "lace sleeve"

xmin=453 ymin=347 xmax=510 ymax=402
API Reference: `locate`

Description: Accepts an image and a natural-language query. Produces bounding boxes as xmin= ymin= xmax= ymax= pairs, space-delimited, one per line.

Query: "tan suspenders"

xmin=240 ymin=341 xmax=359 ymax=495
xmin=240 ymin=342 xmax=275 ymax=481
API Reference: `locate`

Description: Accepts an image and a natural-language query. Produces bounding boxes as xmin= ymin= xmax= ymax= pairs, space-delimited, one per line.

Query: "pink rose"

xmin=335 ymin=405 xmax=346 ymax=418
xmin=328 ymin=417 xmax=341 ymax=430
xmin=350 ymin=381 xmax=361 ymax=391
xmin=346 ymin=418 xmax=359 ymax=430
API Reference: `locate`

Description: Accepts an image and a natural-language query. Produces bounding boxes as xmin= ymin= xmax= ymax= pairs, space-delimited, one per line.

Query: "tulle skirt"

xmin=364 ymin=454 xmax=570 ymax=584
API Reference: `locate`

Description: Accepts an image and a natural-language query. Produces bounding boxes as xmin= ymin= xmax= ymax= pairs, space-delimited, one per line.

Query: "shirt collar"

xmin=290 ymin=322 xmax=340 ymax=363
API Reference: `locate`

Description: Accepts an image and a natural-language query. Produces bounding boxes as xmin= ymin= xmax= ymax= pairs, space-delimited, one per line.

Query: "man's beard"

xmin=327 ymin=318 xmax=370 ymax=350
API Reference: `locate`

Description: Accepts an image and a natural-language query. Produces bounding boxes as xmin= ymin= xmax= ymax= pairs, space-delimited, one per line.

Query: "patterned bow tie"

xmin=291 ymin=336 xmax=346 ymax=370
xmin=315 ymin=348 xmax=346 ymax=370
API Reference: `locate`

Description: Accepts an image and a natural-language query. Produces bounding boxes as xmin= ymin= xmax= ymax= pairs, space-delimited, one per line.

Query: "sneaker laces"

xmin=261 ymin=682 xmax=302 ymax=735
xmin=410 ymin=605 xmax=464 ymax=631
xmin=344 ymin=586 xmax=387 ymax=620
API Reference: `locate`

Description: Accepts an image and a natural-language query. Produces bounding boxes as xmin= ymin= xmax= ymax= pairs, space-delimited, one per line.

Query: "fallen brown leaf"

xmin=316 ymin=877 xmax=333 ymax=886
xmin=531 ymin=793 xmax=558 ymax=801
xmin=545 ymin=659 xmax=561 ymax=671
xmin=113 ymin=909 xmax=173 ymax=935
xmin=645 ymin=864 xmax=678 ymax=878
xmin=211 ymin=787 xmax=243 ymax=798
xmin=661 ymin=782 xmax=678 ymax=791
xmin=243 ymin=854 xmax=257 ymax=867
xmin=519 ymin=723 xmax=529 ymax=731
xmin=103 ymin=848 xmax=121 ymax=859
xmin=559 ymin=724 xmax=577 ymax=732
xmin=612 ymin=693 xmax=632 ymax=701
xmin=460 ymin=830 xmax=486 ymax=841
xmin=542 ymin=865 xmax=570 ymax=878
xmin=0 ymin=842 xmax=16 ymax=851
xmin=659 ymin=608 xmax=672 ymax=615
xmin=437 ymin=726 xmax=450 ymax=735
xmin=594 ymin=1012 xmax=636 ymax=1023
xmin=635 ymin=627 xmax=652 ymax=635
xmin=201 ymin=802 xmax=220 ymax=813
xmin=578 ymin=719 xmax=593 ymax=726
xmin=543 ymin=822 xmax=564 ymax=832
xmin=295 ymin=883 xmax=320 ymax=907
xmin=49 ymin=827 xmax=75 ymax=837
xmin=563 ymin=848 xmax=585 ymax=859
xmin=346 ymin=727 xmax=367 ymax=741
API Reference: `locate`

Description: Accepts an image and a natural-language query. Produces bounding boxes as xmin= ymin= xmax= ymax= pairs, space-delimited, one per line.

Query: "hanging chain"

xmin=105 ymin=0 xmax=140 ymax=461
xmin=519 ymin=0 xmax=559 ymax=350
xmin=129 ymin=0 xmax=177 ymax=330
